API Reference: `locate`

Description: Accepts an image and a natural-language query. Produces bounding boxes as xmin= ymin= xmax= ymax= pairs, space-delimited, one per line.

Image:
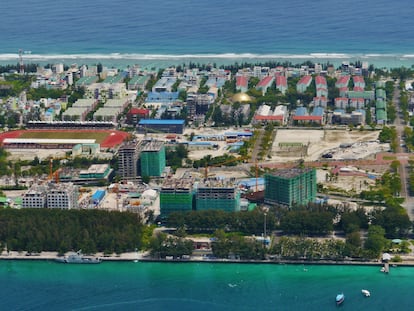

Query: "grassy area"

xmin=20 ymin=131 xmax=109 ymax=144
xmin=383 ymin=156 xmax=397 ymax=160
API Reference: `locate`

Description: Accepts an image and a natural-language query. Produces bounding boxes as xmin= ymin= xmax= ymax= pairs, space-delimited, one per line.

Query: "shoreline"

xmin=1 ymin=53 xmax=414 ymax=69
xmin=2 ymin=251 xmax=414 ymax=267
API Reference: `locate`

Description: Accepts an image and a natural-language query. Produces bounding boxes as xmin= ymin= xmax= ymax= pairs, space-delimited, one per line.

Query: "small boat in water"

xmin=55 ymin=250 xmax=101 ymax=264
xmin=336 ymin=293 xmax=345 ymax=306
xmin=361 ymin=289 xmax=370 ymax=297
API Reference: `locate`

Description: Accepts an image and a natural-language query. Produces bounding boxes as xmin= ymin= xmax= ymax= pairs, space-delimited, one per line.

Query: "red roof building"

xmin=334 ymin=97 xmax=349 ymax=109
xmin=349 ymin=98 xmax=365 ymax=109
xmin=292 ymin=115 xmax=323 ymax=124
xmin=127 ymin=108 xmax=150 ymax=124
xmin=335 ymin=75 xmax=350 ymax=88
xmin=276 ymin=75 xmax=288 ymax=94
xmin=353 ymin=76 xmax=365 ymax=89
xmin=236 ymin=76 xmax=248 ymax=92
xmin=339 ymin=86 xmax=349 ymax=97
xmin=296 ymin=75 xmax=312 ymax=93
xmin=314 ymin=96 xmax=328 ymax=107
xmin=315 ymin=76 xmax=327 ymax=87
xmin=256 ymin=76 xmax=274 ymax=95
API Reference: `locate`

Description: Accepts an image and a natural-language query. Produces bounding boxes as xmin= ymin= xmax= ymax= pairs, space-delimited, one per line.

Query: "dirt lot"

xmin=5 ymin=148 xmax=68 ymax=161
xmin=271 ymin=129 xmax=384 ymax=162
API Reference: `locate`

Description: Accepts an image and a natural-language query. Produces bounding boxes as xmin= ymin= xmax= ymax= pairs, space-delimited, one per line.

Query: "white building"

xmin=47 ymin=183 xmax=78 ymax=209
xmin=22 ymin=188 xmax=47 ymax=208
xmin=22 ymin=183 xmax=78 ymax=209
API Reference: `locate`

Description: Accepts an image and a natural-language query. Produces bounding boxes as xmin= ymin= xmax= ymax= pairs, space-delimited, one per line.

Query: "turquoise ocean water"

xmin=1 ymin=261 xmax=412 ymax=311
xmin=2 ymin=0 xmax=414 ymax=68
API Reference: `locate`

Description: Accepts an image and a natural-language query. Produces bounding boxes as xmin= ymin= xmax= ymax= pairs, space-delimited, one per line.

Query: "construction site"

xmin=271 ymin=129 xmax=387 ymax=162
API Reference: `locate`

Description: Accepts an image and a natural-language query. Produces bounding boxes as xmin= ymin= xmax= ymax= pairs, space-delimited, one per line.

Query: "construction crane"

xmin=48 ymin=158 xmax=62 ymax=183
xmin=203 ymin=155 xmax=250 ymax=179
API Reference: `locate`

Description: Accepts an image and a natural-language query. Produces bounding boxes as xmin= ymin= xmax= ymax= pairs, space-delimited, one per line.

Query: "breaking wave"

xmin=1 ymin=52 xmax=413 ymax=68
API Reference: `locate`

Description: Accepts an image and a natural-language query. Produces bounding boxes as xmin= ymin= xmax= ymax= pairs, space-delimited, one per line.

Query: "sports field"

xmin=20 ymin=131 xmax=109 ymax=142
xmin=0 ymin=129 xmax=130 ymax=148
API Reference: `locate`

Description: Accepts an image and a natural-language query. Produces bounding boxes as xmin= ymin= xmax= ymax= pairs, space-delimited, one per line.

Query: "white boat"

xmin=335 ymin=293 xmax=345 ymax=305
xmin=55 ymin=250 xmax=101 ymax=264
xmin=361 ymin=289 xmax=370 ymax=297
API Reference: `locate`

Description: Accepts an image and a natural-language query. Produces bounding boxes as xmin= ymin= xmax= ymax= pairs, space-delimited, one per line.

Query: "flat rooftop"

xmin=268 ymin=167 xmax=314 ymax=179
xmin=141 ymin=140 xmax=164 ymax=152
xmin=161 ymin=177 xmax=194 ymax=190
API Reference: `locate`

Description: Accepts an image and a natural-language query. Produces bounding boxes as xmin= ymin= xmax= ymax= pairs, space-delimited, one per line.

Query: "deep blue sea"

xmin=0 ymin=261 xmax=412 ymax=311
xmin=2 ymin=0 xmax=414 ymax=68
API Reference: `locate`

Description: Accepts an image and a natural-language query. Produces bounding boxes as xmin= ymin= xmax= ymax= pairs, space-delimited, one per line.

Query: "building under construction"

xmin=160 ymin=177 xmax=195 ymax=217
xmin=264 ymin=168 xmax=316 ymax=208
xmin=195 ymin=178 xmax=241 ymax=212
xmin=22 ymin=182 xmax=78 ymax=209
xmin=140 ymin=140 xmax=166 ymax=177
xmin=118 ymin=140 xmax=141 ymax=179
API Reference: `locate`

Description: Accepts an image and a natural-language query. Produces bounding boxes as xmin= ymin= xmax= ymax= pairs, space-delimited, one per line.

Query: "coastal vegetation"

xmin=0 ymin=209 xmax=149 ymax=255
xmin=149 ymin=232 xmax=193 ymax=259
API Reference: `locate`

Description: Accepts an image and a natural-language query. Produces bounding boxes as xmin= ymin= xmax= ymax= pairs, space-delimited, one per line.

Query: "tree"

xmin=141 ymin=175 xmax=150 ymax=184
xmin=364 ymin=225 xmax=388 ymax=258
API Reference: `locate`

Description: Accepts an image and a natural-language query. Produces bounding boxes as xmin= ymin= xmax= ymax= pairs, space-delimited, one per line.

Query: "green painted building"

xmin=140 ymin=141 xmax=166 ymax=177
xmin=160 ymin=178 xmax=194 ymax=217
xmin=264 ymin=168 xmax=316 ymax=208
xmin=196 ymin=184 xmax=241 ymax=212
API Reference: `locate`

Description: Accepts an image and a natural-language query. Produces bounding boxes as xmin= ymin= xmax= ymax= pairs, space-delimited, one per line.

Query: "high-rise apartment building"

xmin=118 ymin=140 xmax=141 ymax=179
xmin=140 ymin=141 xmax=166 ymax=177
xmin=264 ymin=168 xmax=316 ymax=207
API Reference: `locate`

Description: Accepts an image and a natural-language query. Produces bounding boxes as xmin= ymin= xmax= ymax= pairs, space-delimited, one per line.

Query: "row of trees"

xmin=149 ymin=233 xmax=193 ymax=259
xmin=166 ymin=201 xmax=412 ymax=240
xmin=269 ymin=225 xmax=392 ymax=261
xmin=0 ymin=209 xmax=150 ymax=255
xmin=156 ymin=218 xmax=398 ymax=261
xmin=167 ymin=209 xmax=277 ymax=235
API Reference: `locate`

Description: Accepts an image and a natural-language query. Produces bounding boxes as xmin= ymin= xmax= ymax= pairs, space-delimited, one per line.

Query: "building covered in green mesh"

xmin=195 ymin=179 xmax=241 ymax=212
xmin=264 ymin=168 xmax=316 ymax=208
xmin=160 ymin=178 xmax=195 ymax=217
xmin=140 ymin=140 xmax=166 ymax=177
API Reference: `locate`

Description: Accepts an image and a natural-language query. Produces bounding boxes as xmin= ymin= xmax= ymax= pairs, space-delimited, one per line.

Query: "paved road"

xmin=251 ymin=128 xmax=264 ymax=163
xmin=392 ymin=80 xmax=414 ymax=220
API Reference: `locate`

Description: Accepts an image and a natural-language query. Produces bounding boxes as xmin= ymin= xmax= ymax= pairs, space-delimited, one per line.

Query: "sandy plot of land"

xmin=274 ymin=130 xmax=324 ymax=144
xmin=6 ymin=148 xmax=68 ymax=161
xmin=316 ymin=168 xmax=377 ymax=192
xmin=271 ymin=129 xmax=381 ymax=162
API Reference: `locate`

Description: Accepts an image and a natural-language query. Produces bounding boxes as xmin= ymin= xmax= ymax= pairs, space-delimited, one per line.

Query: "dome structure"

xmin=232 ymin=93 xmax=253 ymax=102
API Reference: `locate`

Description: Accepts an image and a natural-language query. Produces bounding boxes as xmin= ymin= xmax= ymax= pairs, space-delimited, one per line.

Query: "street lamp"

xmin=264 ymin=212 xmax=267 ymax=238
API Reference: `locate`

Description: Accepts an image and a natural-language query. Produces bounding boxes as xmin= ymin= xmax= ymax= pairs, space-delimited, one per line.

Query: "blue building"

xmin=146 ymin=91 xmax=179 ymax=104
xmin=91 ymin=189 xmax=106 ymax=206
xmin=138 ymin=119 xmax=185 ymax=134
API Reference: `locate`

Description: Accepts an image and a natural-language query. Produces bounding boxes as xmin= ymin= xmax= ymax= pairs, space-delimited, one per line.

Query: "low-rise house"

xmin=276 ymin=75 xmax=288 ymax=94
xmin=349 ymin=98 xmax=365 ymax=109
xmin=256 ymin=76 xmax=274 ymax=95
xmin=353 ymin=76 xmax=365 ymax=89
xmin=236 ymin=76 xmax=249 ymax=92
xmin=296 ymin=75 xmax=312 ymax=93
xmin=313 ymin=96 xmax=328 ymax=108
xmin=335 ymin=75 xmax=350 ymax=89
